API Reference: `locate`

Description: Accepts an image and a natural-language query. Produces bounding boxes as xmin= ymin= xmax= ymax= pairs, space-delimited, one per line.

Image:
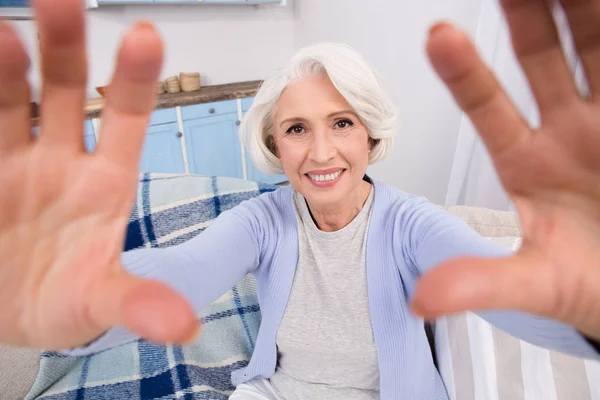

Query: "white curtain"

xmin=444 ymin=0 xmax=587 ymax=211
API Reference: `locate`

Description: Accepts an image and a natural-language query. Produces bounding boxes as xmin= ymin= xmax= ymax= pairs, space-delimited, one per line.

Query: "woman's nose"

xmin=308 ymin=131 xmax=336 ymax=164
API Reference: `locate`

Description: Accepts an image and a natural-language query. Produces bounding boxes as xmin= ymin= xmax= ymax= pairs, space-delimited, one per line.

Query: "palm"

xmin=1 ymin=152 xmax=126 ymax=348
xmin=497 ymin=103 xmax=600 ymax=333
xmin=414 ymin=1 xmax=600 ymax=340
xmin=0 ymin=0 xmax=196 ymax=350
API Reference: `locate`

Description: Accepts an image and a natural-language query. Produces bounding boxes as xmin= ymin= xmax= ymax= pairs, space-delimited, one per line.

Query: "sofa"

xmin=0 ymin=174 xmax=596 ymax=400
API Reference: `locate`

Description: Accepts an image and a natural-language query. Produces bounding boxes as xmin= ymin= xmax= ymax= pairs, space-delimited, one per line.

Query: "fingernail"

xmin=134 ymin=21 xmax=156 ymax=32
xmin=429 ymin=21 xmax=453 ymax=38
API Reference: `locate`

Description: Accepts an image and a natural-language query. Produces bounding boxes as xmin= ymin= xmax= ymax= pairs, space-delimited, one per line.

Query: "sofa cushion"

xmin=0 ymin=345 xmax=40 ymax=400
xmin=445 ymin=205 xmax=522 ymax=237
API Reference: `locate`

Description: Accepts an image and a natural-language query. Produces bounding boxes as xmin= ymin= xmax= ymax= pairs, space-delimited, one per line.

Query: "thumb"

xmin=410 ymin=254 xmax=557 ymax=319
xmin=90 ymin=273 xmax=201 ymax=345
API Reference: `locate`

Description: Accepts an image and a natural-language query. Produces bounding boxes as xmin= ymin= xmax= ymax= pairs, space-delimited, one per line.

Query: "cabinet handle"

xmin=236 ymin=120 xmax=241 ymax=126
xmin=176 ymin=132 xmax=183 ymax=138
xmin=209 ymin=108 xmax=216 ymax=114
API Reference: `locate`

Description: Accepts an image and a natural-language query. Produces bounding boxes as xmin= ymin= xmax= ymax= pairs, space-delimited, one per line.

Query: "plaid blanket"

xmin=26 ymin=174 xmax=278 ymax=400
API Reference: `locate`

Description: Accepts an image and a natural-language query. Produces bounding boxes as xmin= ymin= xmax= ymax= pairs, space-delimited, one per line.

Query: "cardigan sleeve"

xmin=60 ymin=203 xmax=266 ymax=356
xmin=399 ymin=198 xmax=600 ymax=360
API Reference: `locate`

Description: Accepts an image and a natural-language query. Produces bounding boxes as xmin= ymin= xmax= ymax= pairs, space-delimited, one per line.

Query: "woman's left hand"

xmin=412 ymin=0 xmax=600 ymax=341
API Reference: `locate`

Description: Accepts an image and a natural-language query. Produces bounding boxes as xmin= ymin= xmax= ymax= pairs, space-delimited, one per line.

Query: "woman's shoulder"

xmin=372 ymin=180 xmax=451 ymax=228
xmin=224 ymin=184 xmax=295 ymax=227
xmin=372 ymin=180 xmax=432 ymax=209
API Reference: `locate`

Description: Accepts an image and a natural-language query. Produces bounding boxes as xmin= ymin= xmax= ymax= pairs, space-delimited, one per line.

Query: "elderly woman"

xmin=1 ymin=0 xmax=600 ymax=399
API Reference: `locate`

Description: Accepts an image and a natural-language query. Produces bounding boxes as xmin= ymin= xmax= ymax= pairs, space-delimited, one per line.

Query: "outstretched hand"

xmin=0 ymin=0 xmax=199 ymax=350
xmin=413 ymin=0 xmax=600 ymax=341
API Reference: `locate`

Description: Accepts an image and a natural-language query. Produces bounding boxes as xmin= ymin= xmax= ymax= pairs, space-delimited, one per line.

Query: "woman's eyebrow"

xmin=278 ymin=117 xmax=310 ymax=128
xmin=278 ymin=110 xmax=358 ymax=128
xmin=326 ymin=110 xmax=358 ymax=119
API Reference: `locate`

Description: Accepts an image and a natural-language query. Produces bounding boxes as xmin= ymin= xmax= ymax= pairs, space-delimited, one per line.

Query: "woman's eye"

xmin=334 ymin=119 xmax=354 ymax=129
xmin=286 ymin=125 xmax=305 ymax=135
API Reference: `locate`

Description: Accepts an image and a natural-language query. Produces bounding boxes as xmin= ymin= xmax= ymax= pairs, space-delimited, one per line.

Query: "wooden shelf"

xmin=31 ymin=80 xmax=262 ymax=124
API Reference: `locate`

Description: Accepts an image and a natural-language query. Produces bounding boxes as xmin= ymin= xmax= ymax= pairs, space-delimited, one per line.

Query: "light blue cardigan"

xmin=68 ymin=180 xmax=600 ymax=399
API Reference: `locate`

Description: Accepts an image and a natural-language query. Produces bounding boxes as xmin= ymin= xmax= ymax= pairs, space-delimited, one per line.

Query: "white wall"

xmin=294 ymin=0 xmax=485 ymax=204
xmin=11 ymin=2 xmax=295 ymax=100
xmin=10 ymin=0 xmax=488 ymax=203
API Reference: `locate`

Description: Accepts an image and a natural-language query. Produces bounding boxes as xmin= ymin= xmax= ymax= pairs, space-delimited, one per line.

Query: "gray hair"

xmin=240 ymin=42 xmax=400 ymax=174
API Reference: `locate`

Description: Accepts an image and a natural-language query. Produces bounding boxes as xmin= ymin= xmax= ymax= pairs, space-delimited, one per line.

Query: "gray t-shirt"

xmin=270 ymin=188 xmax=379 ymax=400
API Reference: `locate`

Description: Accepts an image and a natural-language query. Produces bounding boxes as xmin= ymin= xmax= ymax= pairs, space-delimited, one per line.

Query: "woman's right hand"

xmin=0 ymin=0 xmax=199 ymax=350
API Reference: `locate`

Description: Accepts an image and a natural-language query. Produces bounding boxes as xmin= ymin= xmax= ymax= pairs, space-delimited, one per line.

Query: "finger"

xmin=427 ymin=23 xmax=529 ymax=158
xmin=501 ymin=0 xmax=579 ymax=110
xmin=34 ymin=0 xmax=87 ymax=148
xmin=0 ymin=22 xmax=32 ymax=155
xmin=559 ymin=0 xmax=600 ymax=99
xmin=96 ymin=22 xmax=163 ymax=171
xmin=122 ymin=280 xmax=202 ymax=344
xmin=90 ymin=274 xmax=201 ymax=345
xmin=410 ymin=255 xmax=560 ymax=320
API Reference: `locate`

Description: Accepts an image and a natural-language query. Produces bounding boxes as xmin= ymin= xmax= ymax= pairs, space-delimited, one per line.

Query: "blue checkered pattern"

xmin=26 ymin=174 xmax=278 ymax=400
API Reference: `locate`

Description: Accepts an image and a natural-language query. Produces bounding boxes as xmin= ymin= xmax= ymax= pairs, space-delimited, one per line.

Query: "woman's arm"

xmin=62 ymin=205 xmax=265 ymax=356
xmin=399 ymin=199 xmax=600 ymax=360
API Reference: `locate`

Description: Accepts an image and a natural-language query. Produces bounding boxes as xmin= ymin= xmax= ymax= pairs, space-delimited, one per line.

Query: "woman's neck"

xmin=306 ymin=180 xmax=372 ymax=232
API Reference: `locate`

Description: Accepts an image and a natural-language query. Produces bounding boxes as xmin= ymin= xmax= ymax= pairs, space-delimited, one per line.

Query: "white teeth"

xmin=308 ymin=170 xmax=343 ymax=182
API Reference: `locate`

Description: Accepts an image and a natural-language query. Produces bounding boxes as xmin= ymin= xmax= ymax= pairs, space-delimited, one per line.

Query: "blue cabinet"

xmin=31 ymin=121 xmax=96 ymax=152
xmin=83 ymin=96 xmax=285 ymax=183
xmin=181 ymin=100 xmax=237 ymax=121
xmin=241 ymin=97 xmax=287 ymax=185
xmin=84 ymin=120 xmax=96 ymax=152
xmin=246 ymin=159 xmax=287 ymax=185
xmin=183 ymin=113 xmax=243 ymax=179
xmin=241 ymin=97 xmax=255 ymax=113
xmin=149 ymin=108 xmax=178 ymax=126
xmin=140 ymin=122 xmax=185 ymax=174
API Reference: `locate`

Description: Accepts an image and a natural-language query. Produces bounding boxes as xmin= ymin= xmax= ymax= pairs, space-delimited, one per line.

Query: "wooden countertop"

xmin=31 ymin=80 xmax=263 ymax=123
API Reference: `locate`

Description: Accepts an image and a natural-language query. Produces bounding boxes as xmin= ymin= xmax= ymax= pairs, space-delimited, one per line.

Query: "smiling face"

xmin=272 ymin=74 xmax=372 ymax=211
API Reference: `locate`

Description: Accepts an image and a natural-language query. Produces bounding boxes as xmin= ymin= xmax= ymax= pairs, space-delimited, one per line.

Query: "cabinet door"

xmin=241 ymin=97 xmax=287 ymax=184
xmin=241 ymin=97 xmax=255 ymax=113
xmin=140 ymin=122 xmax=185 ymax=174
xmin=149 ymin=108 xmax=178 ymax=126
xmin=183 ymin=114 xmax=243 ymax=179
xmin=246 ymin=162 xmax=287 ymax=185
xmin=181 ymin=100 xmax=238 ymax=121
xmin=84 ymin=120 xmax=96 ymax=152
xmin=246 ymin=155 xmax=288 ymax=185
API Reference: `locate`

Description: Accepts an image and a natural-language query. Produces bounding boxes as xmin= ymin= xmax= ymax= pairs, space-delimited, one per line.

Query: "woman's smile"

xmin=305 ymin=168 xmax=346 ymax=188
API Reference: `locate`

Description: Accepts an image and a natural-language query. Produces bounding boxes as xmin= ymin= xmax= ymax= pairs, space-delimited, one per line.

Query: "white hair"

xmin=240 ymin=42 xmax=400 ymax=175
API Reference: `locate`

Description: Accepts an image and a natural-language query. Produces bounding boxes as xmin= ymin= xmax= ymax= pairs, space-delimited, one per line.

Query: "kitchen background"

xmin=1 ymin=0 xmax=552 ymax=209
